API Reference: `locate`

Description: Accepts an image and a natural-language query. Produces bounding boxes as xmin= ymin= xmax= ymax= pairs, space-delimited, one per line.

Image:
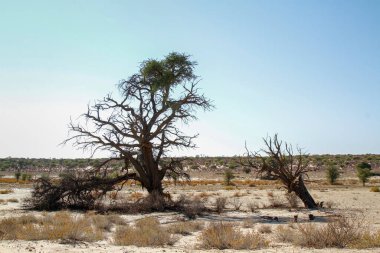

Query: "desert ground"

xmin=0 ymin=170 xmax=380 ymax=253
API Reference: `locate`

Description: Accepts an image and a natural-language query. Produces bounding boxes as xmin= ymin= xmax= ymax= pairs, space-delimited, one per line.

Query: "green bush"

xmin=14 ymin=171 xmax=21 ymax=181
xmin=326 ymin=165 xmax=340 ymax=184
xmin=356 ymin=162 xmax=372 ymax=186
xmin=224 ymin=169 xmax=235 ymax=186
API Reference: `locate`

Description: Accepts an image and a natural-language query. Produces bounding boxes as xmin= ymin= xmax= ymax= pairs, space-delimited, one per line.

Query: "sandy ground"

xmin=0 ymin=180 xmax=380 ymax=253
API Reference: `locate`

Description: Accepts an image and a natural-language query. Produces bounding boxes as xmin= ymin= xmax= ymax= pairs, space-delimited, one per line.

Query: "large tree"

xmin=65 ymin=52 xmax=213 ymax=196
xmin=242 ymin=135 xmax=318 ymax=209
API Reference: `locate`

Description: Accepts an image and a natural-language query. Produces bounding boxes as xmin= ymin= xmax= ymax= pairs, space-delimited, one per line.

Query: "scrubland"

xmin=0 ymin=169 xmax=380 ymax=253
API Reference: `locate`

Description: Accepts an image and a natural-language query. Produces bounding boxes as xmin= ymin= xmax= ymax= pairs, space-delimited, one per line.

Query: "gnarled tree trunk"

xmin=292 ymin=176 xmax=317 ymax=209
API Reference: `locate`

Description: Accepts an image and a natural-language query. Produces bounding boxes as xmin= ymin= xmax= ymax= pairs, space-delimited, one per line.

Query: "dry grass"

xmin=295 ymin=216 xmax=363 ymax=248
xmin=200 ymin=222 xmax=268 ymax=250
xmin=247 ymin=202 xmax=259 ymax=212
xmin=370 ymin=186 xmax=380 ymax=192
xmin=128 ymin=192 xmax=144 ymax=201
xmin=0 ymin=212 xmax=103 ymax=242
xmin=285 ymin=192 xmax=300 ymax=208
xmin=167 ymin=221 xmax=204 ymax=235
xmin=0 ymin=199 xmax=17 ymax=205
xmin=108 ymin=191 xmax=118 ymax=200
xmin=173 ymin=179 xmax=279 ymax=187
xmin=233 ymin=191 xmax=243 ymax=197
xmin=266 ymin=192 xmax=286 ymax=208
xmin=215 ymin=197 xmax=227 ymax=213
xmin=6 ymin=198 xmax=19 ymax=203
xmin=196 ymin=192 xmax=211 ymax=200
xmin=0 ymin=178 xmax=31 ymax=184
xmin=242 ymin=218 xmax=255 ymax=228
xmin=0 ymin=189 xmax=14 ymax=194
xmin=85 ymin=213 xmax=125 ymax=232
xmin=230 ymin=198 xmax=242 ymax=211
xmin=275 ymin=225 xmax=297 ymax=243
xmin=324 ymin=200 xmax=335 ymax=209
xmin=274 ymin=215 xmax=380 ymax=249
xmin=350 ymin=231 xmax=380 ymax=249
xmin=258 ymin=225 xmax=272 ymax=234
xmin=114 ymin=217 xmax=175 ymax=247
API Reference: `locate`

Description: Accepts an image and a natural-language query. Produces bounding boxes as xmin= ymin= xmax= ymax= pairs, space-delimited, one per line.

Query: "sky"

xmin=0 ymin=0 xmax=379 ymax=158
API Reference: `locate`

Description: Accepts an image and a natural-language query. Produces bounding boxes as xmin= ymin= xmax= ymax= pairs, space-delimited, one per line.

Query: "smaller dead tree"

xmin=24 ymin=159 xmax=135 ymax=210
xmin=242 ymin=134 xmax=318 ymax=209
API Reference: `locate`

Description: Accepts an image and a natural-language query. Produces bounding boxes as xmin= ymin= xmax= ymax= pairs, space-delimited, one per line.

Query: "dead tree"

xmin=242 ymin=134 xmax=318 ymax=209
xmin=64 ymin=52 xmax=212 ymax=196
xmin=24 ymin=168 xmax=133 ymax=210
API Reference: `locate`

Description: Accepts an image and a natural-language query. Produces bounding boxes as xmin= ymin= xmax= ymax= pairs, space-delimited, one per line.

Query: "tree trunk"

xmin=146 ymin=177 xmax=164 ymax=195
xmin=293 ymin=176 xmax=318 ymax=209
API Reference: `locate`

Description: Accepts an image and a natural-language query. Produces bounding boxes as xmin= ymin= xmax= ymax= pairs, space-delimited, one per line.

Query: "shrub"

xmin=176 ymin=195 xmax=206 ymax=219
xmin=200 ymin=222 xmax=268 ymax=250
xmin=230 ymin=198 xmax=242 ymax=211
xmin=247 ymin=202 xmax=259 ymax=212
xmin=324 ymin=200 xmax=335 ymax=209
xmin=243 ymin=167 xmax=251 ymax=174
xmin=242 ymin=218 xmax=255 ymax=228
xmin=87 ymin=214 xmax=113 ymax=232
xmin=128 ymin=192 xmax=144 ymax=201
xmin=167 ymin=221 xmax=204 ymax=235
xmin=21 ymin=173 xmax=30 ymax=181
xmin=215 ymin=197 xmax=227 ymax=214
xmin=295 ymin=215 xmax=364 ymax=248
xmin=267 ymin=192 xmax=286 ymax=208
xmin=285 ymin=192 xmax=300 ymax=208
xmin=356 ymin=162 xmax=372 ymax=186
xmin=0 ymin=212 xmax=103 ymax=242
xmin=14 ymin=172 xmax=21 ymax=181
xmin=114 ymin=217 xmax=175 ymax=246
xmin=350 ymin=231 xmax=380 ymax=249
xmin=326 ymin=165 xmax=340 ymax=184
xmin=275 ymin=225 xmax=297 ymax=243
xmin=258 ymin=225 xmax=272 ymax=234
xmin=224 ymin=169 xmax=235 ymax=186
xmin=370 ymin=186 xmax=380 ymax=192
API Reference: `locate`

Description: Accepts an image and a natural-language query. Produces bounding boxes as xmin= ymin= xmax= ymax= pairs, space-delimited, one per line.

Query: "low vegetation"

xmin=114 ymin=217 xmax=175 ymax=247
xmin=167 ymin=221 xmax=204 ymax=235
xmin=356 ymin=162 xmax=372 ymax=186
xmin=0 ymin=212 xmax=103 ymax=242
xmin=274 ymin=215 xmax=380 ymax=249
xmin=0 ymin=189 xmax=13 ymax=194
xmin=200 ymin=222 xmax=268 ymax=250
xmin=326 ymin=164 xmax=340 ymax=184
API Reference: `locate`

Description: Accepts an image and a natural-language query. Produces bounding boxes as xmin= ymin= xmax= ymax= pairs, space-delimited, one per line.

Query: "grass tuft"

xmin=200 ymin=222 xmax=268 ymax=250
xmin=167 ymin=221 xmax=204 ymax=235
xmin=114 ymin=217 xmax=175 ymax=247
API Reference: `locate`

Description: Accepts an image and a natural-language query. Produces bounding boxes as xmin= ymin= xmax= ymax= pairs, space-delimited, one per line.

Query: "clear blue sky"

xmin=0 ymin=0 xmax=379 ymax=158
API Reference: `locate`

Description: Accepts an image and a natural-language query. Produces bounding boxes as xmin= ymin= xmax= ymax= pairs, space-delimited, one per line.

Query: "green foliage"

xmin=357 ymin=162 xmax=371 ymax=170
xmin=20 ymin=173 xmax=32 ymax=181
xmin=224 ymin=169 xmax=235 ymax=186
xmin=227 ymin=161 xmax=239 ymax=170
xmin=326 ymin=165 xmax=340 ymax=184
xmin=356 ymin=162 xmax=372 ymax=186
xmin=40 ymin=173 xmax=50 ymax=180
xmin=140 ymin=52 xmax=195 ymax=92
xmin=14 ymin=171 xmax=21 ymax=181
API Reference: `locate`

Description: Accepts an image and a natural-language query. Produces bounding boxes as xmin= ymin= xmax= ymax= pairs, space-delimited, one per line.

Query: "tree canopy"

xmin=65 ymin=52 xmax=213 ymax=194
